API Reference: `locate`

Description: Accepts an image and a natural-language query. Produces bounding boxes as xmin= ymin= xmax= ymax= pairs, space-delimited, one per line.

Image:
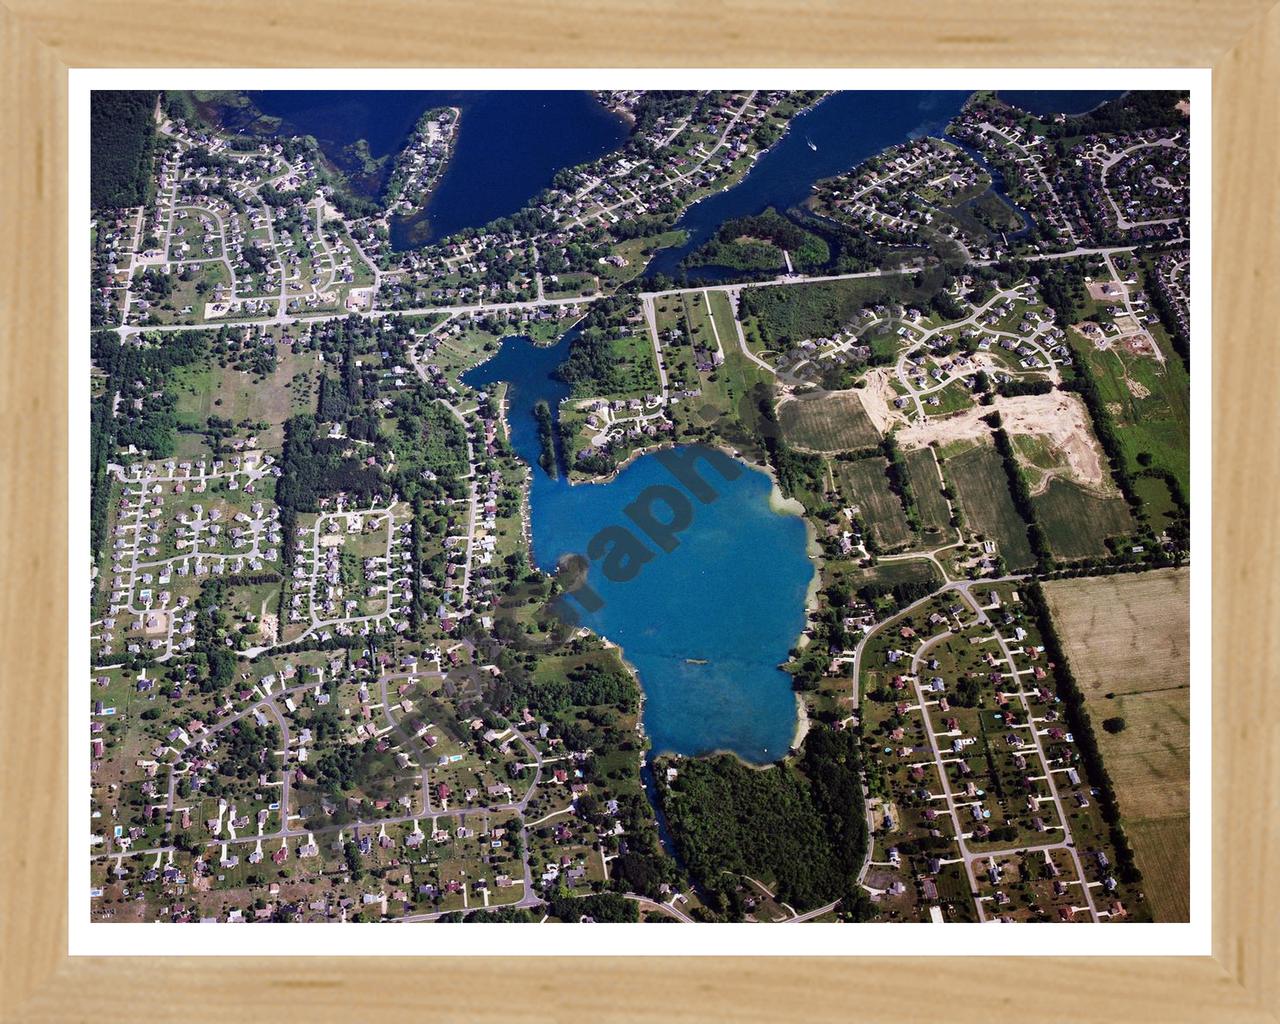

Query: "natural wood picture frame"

xmin=1 ymin=1 xmax=1275 ymax=1019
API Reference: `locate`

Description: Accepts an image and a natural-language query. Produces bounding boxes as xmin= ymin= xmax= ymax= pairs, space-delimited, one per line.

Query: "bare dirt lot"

xmin=1044 ymin=568 xmax=1191 ymax=921
xmin=858 ymin=368 xmax=898 ymax=434
xmin=898 ymin=391 xmax=1106 ymax=488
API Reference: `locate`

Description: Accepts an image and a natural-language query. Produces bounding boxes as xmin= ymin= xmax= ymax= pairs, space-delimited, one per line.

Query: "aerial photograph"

xmin=87 ymin=86 xmax=1192 ymax=926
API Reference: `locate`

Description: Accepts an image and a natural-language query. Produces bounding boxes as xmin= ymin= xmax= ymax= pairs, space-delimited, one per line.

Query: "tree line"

xmin=986 ymin=412 xmax=1053 ymax=568
xmin=1021 ymin=582 xmax=1144 ymax=884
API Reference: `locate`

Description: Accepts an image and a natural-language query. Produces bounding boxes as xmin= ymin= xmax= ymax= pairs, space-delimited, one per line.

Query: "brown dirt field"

xmin=858 ymin=368 xmax=899 ymax=434
xmin=1043 ymin=569 xmax=1190 ymax=696
xmin=899 ymin=391 xmax=1106 ymax=488
xmin=1094 ymin=687 xmax=1190 ymax=821
xmin=1127 ymin=816 xmax=1190 ymax=922
xmin=1044 ymin=569 xmax=1191 ymax=920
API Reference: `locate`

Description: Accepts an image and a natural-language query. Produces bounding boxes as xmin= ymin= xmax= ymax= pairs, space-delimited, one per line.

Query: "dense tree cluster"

xmin=1045 ymin=90 xmax=1189 ymax=138
xmin=275 ymin=415 xmax=391 ymax=515
xmin=687 ymin=207 xmax=830 ymax=273
xmin=533 ymin=400 xmax=557 ymax=479
xmin=312 ymin=738 xmax=403 ymax=803
xmin=90 ymin=91 xmax=159 ymax=209
xmin=547 ymin=892 xmax=639 ymax=923
xmin=512 ymin=660 xmax=639 ymax=716
xmin=660 ymin=726 xmax=868 ymax=915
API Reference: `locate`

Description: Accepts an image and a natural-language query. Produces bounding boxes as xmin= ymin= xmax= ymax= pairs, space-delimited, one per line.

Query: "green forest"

xmin=686 ymin=208 xmax=830 ymax=273
xmin=659 ymin=726 xmax=868 ymax=916
xmin=90 ymin=91 xmax=159 ymax=209
xmin=552 ymin=298 xmax=650 ymax=397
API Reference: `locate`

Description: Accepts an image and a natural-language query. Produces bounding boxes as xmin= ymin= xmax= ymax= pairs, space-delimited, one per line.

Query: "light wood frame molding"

xmin=1 ymin=2 xmax=1276 ymax=1019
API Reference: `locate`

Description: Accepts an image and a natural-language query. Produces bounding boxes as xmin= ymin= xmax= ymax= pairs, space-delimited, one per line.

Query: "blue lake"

xmin=246 ymin=90 xmax=629 ymax=249
xmin=463 ymin=333 xmax=813 ymax=763
xmin=996 ymin=90 xmax=1125 ymax=116
xmin=243 ymin=88 xmax=1128 ymax=261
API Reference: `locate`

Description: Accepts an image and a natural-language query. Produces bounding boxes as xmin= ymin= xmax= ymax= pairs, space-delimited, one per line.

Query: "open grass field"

xmin=902 ymin=447 xmax=951 ymax=537
xmin=844 ymin=555 xmax=943 ymax=597
xmin=705 ymin=290 xmax=741 ymax=356
xmin=1133 ymin=474 xmax=1180 ymax=532
xmin=1077 ymin=336 xmax=1190 ymax=497
xmin=1090 ymin=686 xmax=1190 ymax=821
xmin=836 ymin=457 xmax=913 ymax=551
xmin=1034 ymin=478 xmax=1134 ymax=560
xmin=1125 ymin=816 xmax=1190 ymax=922
xmin=922 ymin=377 xmax=977 ymax=417
xmin=943 ymin=440 xmax=1035 ymax=570
xmin=778 ymin=390 xmax=881 ymax=452
xmin=173 ymin=345 xmax=318 ymax=452
xmin=1043 ymin=568 xmax=1190 ymax=921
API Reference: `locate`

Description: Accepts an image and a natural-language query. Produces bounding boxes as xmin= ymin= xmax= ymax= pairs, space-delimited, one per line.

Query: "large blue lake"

xmin=463 ymin=333 xmax=813 ymax=763
xmin=246 ymin=90 xmax=628 ymax=249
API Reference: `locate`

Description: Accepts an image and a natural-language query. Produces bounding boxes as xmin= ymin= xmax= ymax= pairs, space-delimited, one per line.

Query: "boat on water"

xmin=806 ymin=138 xmax=818 ymax=151
xmin=684 ymin=658 xmax=709 ymax=665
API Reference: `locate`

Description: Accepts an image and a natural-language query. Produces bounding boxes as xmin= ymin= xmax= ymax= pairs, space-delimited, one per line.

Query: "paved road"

xmin=114 ymin=240 xmax=1147 ymax=344
xmin=973 ymin=597 xmax=1100 ymax=921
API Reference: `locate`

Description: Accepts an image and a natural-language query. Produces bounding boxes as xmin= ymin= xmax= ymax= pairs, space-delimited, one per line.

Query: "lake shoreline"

xmin=562 ymin=436 xmax=825 ymax=761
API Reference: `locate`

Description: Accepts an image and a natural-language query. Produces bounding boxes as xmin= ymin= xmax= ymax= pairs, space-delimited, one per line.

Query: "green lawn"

xmin=1033 ymin=478 xmax=1134 ymax=560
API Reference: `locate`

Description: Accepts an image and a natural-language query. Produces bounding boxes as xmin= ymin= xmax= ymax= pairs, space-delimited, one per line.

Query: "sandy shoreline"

xmin=792 ymin=693 xmax=812 ymax=750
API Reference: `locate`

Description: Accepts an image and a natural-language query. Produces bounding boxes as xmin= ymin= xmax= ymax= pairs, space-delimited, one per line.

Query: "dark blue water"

xmin=996 ymin=90 xmax=1124 ymax=116
xmin=247 ymin=91 xmax=629 ymax=248
xmin=644 ymin=90 xmax=970 ymax=279
xmin=246 ymin=90 xmax=439 ymax=157
xmin=463 ymin=333 xmax=812 ymax=763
